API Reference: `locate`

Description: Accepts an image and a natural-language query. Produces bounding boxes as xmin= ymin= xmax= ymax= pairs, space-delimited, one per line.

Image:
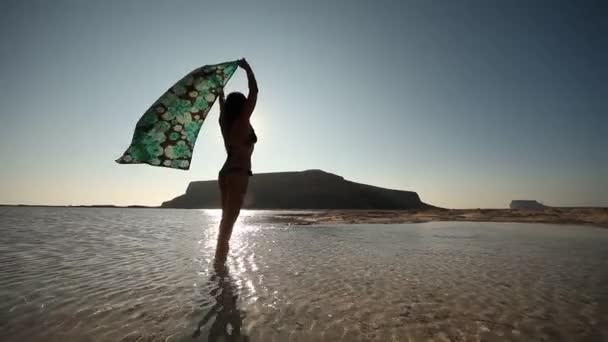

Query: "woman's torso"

xmin=221 ymin=117 xmax=256 ymax=172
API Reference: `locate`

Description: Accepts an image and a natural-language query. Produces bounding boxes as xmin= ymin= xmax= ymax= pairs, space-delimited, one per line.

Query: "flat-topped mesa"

xmin=510 ymin=200 xmax=546 ymax=210
xmin=162 ymin=169 xmax=428 ymax=209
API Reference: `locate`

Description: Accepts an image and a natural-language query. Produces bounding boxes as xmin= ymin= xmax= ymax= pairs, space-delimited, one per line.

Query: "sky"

xmin=0 ymin=0 xmax=606 ymax=208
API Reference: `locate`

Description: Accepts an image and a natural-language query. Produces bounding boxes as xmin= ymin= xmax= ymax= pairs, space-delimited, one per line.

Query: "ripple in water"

xmin=0 ymin=207 xmax=607 ymax=341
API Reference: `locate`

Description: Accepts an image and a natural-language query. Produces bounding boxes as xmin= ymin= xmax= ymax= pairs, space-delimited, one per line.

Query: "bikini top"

xmin=225 ymin=126 xmax=257 ymax=154
xmin=249 ymin=127 xmax=258 ymax=145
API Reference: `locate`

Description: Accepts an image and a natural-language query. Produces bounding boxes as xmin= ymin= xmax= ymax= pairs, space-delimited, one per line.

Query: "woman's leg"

xmin=216 ymin=175 xmax=229 ymax=264
xmin=219 ymin=175 xmax=228 ymax=212
xmin=216 ymin=173 xmax=249 ymax=260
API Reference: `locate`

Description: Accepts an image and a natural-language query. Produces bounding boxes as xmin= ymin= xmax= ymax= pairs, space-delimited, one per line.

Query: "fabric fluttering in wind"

xmin=116 ymin=61 xmax=238 ymax=170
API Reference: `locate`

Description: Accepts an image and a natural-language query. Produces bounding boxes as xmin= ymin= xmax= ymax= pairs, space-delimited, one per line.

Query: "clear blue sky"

xmin=0 ymin=0 xmax=606 ymax=208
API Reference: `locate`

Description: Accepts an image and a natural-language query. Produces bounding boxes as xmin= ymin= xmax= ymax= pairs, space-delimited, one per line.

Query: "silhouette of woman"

xmin=215 ymin=58 xmax=258 ymax=261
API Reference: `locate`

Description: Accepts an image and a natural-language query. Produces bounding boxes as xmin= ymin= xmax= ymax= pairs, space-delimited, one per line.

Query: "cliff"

xmin=161 ymin=169 xmax=429 ymax=209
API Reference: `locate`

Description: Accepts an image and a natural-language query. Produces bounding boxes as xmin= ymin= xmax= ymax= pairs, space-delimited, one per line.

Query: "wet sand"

xmin=268 ymin=207 xmax=608 ymax=228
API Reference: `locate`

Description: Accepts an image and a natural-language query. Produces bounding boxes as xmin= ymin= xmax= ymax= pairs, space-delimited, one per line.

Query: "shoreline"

xmin=266 ymin=208 xmax=608 ymax=229
xmin=2 ymin=205 xmax=607 ymax=228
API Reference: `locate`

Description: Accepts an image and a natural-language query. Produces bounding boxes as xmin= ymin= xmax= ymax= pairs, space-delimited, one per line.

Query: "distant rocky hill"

xmin=510 ymin=200 xmax=546 ymax=210
xmin=161 ymin=169 xmax=429 ymax=209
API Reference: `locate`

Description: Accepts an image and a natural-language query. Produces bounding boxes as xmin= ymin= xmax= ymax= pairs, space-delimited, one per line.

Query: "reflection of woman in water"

xmin=193 ymin=262 xmax=247 ymax=341
xmin=216 ymin=58 xmax=258 ymax=261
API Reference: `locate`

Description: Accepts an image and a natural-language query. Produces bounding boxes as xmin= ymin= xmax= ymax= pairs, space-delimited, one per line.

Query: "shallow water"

xmin=0 ymin=207 xmax=607 ymax=341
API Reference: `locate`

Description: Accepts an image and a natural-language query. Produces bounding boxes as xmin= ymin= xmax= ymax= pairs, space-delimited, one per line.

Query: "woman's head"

xmin=220 ymin=92 xmax=246 ymax=139
xmin=219 ymin=91 xmax=257 ymax=148
xmin=224 ymin=92 xmax=246 ymax=121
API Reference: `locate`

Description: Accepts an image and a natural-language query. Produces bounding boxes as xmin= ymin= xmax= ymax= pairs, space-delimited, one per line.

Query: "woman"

xmin=215 ymin=58 xmax=258 ymax=261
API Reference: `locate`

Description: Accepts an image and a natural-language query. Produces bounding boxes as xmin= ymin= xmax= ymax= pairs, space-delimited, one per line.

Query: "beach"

xmin=1 ymin=207 xmax=607 ymax=341
xmin=2 ymin=0 xmax=603 ymax=340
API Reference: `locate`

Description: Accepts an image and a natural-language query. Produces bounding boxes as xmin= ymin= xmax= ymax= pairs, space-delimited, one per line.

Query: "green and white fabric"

xmin=116 ymin=61 xmax=238 ymax=170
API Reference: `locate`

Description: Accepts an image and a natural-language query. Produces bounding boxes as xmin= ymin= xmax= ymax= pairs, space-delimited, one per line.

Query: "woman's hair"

xmin=220 ymin=92 xmax=246 ymax=138
xmin=220 ymin=91 xmax=258 ymax=148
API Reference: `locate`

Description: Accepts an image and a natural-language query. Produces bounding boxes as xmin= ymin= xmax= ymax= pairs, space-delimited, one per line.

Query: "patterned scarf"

xmin=116 ymin=61 xmax=238 ymax=170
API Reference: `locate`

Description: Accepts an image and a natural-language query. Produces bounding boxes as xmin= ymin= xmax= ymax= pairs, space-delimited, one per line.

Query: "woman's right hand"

xmin=238 ymin=58 xmax=251 ymax=71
